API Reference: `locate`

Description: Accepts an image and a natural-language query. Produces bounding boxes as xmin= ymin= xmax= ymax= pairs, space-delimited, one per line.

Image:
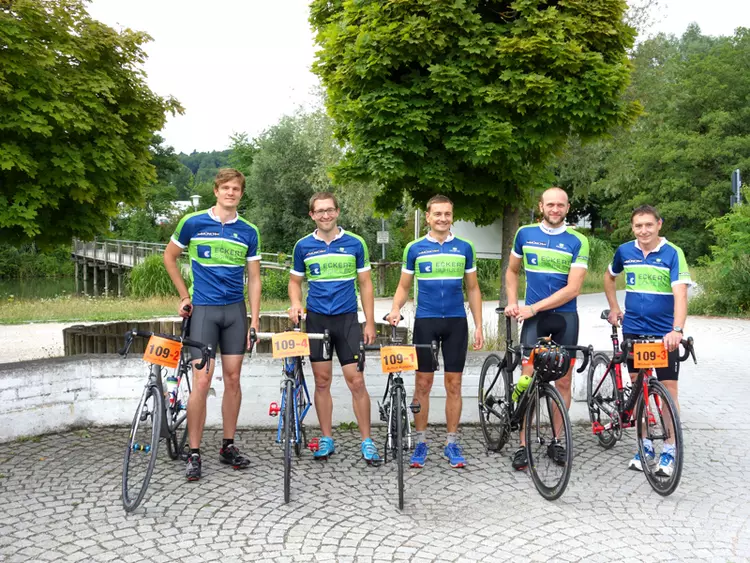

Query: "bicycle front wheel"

xmin=587 ymin=353 xmax=619 ymax=449
xmin=478 ymin=354 xmax=512 ymax=452
xmin=294 ymin=361 xmax=307 ymax=457
xmin=395 ymin=385 xmax=405 ymax=510
xmin=636 ymin=379 xmax=683 ymax=496
xmin=283 ymin=379 xmax=294 ymax=503
xmin=122 ymin=384 xmax=163 ymax=512
xmin=166 ymin=367 xmax=191 ymax=461
xmin=525 ymin=382 xmax=573 ymax=501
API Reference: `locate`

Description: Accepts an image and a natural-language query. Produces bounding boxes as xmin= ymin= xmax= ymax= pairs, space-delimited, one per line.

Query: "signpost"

xmin=731 ymin=169 xmax=742 ymax=207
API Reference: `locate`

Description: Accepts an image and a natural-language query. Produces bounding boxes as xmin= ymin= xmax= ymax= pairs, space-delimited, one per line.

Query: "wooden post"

xmin=103 ymin=241 xmax=109 ymax=297
xmin=74 ymin=260 xmax=79 ymax=294
xmin=93 ymin=260 xmax=98 ymax=296
xmin=83 ymin=260 xmax=88 ymax=295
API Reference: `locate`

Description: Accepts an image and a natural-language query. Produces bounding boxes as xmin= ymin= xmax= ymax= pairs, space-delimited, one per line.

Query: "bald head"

xmin=538 ymin=187 xmax=570 ymax=228
xmin=540 ymin=187 xmax=569 ymax=206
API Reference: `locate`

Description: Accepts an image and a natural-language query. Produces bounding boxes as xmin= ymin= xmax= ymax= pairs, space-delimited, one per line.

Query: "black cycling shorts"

xmin=413 ymin=317 xmax=468 ymax=373
xmin=188 ymin=302 xmax=247 ymax=359
xmin=623 ymin=333 xmax=680 ymax=382
xmin=520 ymin=311 xmax=579 ymax=365
xmin=305 ymin=311 xmax=361 ymax=366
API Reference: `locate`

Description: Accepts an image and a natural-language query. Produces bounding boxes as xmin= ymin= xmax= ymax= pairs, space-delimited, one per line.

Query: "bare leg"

xmin=187 ymin=359 xmax=214 ymax=449
xmin=412 ymin=371 xmax=434 ymax=432
xmin=311 ymin=361 xmax=333 ymax=436
xmin=444 ymin=372 xmax=463 ymax=434
xmin=341 ymin=363 xmax=372 ymax=440
xmin=219 ymin=355 xmax=243 ymax=439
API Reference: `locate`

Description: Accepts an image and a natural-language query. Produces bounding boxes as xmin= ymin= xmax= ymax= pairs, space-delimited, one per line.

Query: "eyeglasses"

xmin=312 ymin=208 xmax=338 ymax=218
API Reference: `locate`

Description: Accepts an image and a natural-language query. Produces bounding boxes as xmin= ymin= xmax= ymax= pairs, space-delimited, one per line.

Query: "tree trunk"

xmin=498 ymin=204 xmax=520 ymax=350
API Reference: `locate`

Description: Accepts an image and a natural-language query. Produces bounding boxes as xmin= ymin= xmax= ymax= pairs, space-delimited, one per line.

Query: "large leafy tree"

xmin=0 ymin=0 xmax=181 ymax=246
xmin=310 ymin=0 xmax=640 ymax=225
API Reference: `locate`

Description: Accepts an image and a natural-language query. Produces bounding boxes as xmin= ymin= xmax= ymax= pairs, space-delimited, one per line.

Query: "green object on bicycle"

xmin=512 ymin=375 xmax=532 ymax=402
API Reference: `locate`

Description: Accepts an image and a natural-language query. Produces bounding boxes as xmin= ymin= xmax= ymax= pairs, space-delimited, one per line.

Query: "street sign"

xmin=377 ymin=231 xmax=390 ymax=244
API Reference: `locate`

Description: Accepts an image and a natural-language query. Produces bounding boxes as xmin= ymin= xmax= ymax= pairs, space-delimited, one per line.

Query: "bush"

xmin=0 ymin=243 xmax=74 ymax=279
xmin=261 ymin=268 xmax=289 ymax=300
xmin=587 ymin=236 xmax=614 ymax=273
xmin=476 ymin=259 xmax=501 ymax=300
xmin=128 ymin=254 xmax=185 ymax=298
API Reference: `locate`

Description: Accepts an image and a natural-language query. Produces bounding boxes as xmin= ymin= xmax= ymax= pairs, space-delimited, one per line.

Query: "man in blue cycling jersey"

xmin=604 ymin=204 xmax=691 ymax=477
xmin=164 ymin=168 xmax=261 ymax=481
xmin=505 ymin=187 xmax=589 ymax=470
xmin=386 ymin=195 xmax=484 ymax=469
xmin=288 ymin=192 xmax=381 ymax=464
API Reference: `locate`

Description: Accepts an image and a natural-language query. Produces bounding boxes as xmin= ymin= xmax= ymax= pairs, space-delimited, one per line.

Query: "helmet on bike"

xmin=533 ymin=344 xmax=571 ymax=382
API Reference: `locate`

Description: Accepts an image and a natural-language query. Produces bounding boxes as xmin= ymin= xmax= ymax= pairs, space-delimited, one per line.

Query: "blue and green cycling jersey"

xmin=511 ymin=223 xmax=589 ymax=313
xmin=171 ymin=208 xmax=261 ymax=306
xmin=290 ymin=227 xmax=370 ymax=316
xmin=402 ymin=233 xmax=476 ymax=319
xmin=609 ymin=238 xmax=691 ymax=336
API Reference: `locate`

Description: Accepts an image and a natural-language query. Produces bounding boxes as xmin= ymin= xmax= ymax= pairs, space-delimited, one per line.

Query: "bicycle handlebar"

xmin=118 ymin=330 xmax=212 ymax=371
xmin=619 ymin=337 xmax=697 ymax=364
xmin=248 ymin=327 xmax=332 ymax=360
xmin=511 ymin=343 xmax=594 ymax=374
xmin=357 ymin=340 xmax=438 ymax=373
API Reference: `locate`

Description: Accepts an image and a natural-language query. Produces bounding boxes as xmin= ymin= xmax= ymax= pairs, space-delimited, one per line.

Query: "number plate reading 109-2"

xmin=143 ymin=335 xmax=182 ymax=368
xmin=632 ymin=342 xmax=669 ymax=369
xmin=380 ymin=346 xmax=418 ymax=373
xmin=271 ymin=332 xmax=309 ymax=359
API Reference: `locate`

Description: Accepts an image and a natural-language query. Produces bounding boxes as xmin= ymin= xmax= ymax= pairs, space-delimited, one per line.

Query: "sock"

xmin=663 ymin=443 xmax=676 ymax=455
xmin=414 ymin=431 xmax=427 ymax=444
xmin=190 ymin=448 xmax=200 ymax=457
xmin=642 ymin=438 xmax=653 ymax=452
xmin=446 ymin=432 xmax=458 ymax=445
xmin=222 ymin=438 xmax=234 ymax=450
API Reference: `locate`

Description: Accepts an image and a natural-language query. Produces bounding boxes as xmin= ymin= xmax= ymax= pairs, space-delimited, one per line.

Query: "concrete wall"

xmin=0 ymin=353 xmax=589 ymax=443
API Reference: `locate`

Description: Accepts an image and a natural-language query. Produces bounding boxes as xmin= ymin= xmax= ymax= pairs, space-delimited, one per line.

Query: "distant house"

xmin=156 ymin=201 xmax=194 ymax=225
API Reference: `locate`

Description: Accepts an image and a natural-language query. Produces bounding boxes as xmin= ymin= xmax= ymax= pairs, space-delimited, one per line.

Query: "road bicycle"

xmin=118 ymin=313 xmax=211 ymax=512
xmin=357 ymin=316 xmax=437 ymax=510
xmin=251 ymin=322 xmax=330 ymax=503
xmin=478 ymin=308 xmax=592 ymax=501
xmin=587 ymin=309 xmax=696 ymax=496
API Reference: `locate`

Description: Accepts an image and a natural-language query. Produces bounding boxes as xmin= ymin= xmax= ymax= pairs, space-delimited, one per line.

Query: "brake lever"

xmin=195 ymin=346 xmax=211 ymax=371
xmin=118 ymin=332 xmax=134 ymax=357
xmin=576 ymin=345 xmax=593 ymax=373
xmin=248 ymin=327 xmax=257 ymax=354
xmin=323 ymin=329 xmax=331 ymax=361
xmin=356 ymin=342 xmax=366 ymax=373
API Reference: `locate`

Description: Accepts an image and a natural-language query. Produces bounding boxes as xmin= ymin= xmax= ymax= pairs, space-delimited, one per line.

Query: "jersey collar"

xmin=426 ymin=232 xmax=455 ymax=244
xmin=539 ymin=222 xmax=567 ymax=235
xmin=634 ymin=237 xmax=667 ymax=253
xmin=209 ymin=206 xmax=239 ymax=224
xmin=312 ymin=226 xmax=345 ymax=242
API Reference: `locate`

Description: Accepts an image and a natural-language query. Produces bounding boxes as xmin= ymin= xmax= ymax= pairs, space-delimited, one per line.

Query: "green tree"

xmin=310 ymin=0 xmax=639 ymax=226
xmin=0 ymin=0 xmax=182 ymax=246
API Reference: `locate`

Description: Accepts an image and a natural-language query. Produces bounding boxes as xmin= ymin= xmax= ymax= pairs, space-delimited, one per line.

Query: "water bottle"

xmin=512 ymin=375 xmax=532 ymax=402
xmin=166 ymin=375 xmax=178 ymax=407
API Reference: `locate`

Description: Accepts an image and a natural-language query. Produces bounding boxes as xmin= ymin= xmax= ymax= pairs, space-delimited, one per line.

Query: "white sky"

xmin=87 ymin=0 xmax=750 ymax=154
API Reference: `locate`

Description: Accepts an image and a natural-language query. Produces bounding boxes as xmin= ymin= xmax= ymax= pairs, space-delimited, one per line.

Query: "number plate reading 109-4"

xmin=633 ymin=342 xmax=669 ymax=369
xmin=380 ymin=346 xmax=418 ymax=373
xmin=271 ymin=332 xmax=309 ymax=359
xmin=143 ymin=335 xmax=182 ymax=368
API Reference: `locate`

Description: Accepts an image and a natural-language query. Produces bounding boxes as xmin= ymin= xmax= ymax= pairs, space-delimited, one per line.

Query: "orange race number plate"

xmin=380 ymin=346 xmax=418 ymax=373
xmin=143 ymin=335 xmax=182 ymax=368
xmin=633 ymin=342 xmax=669 ymax=369
xmin=271 ymin=332 xmax=310 ymax=359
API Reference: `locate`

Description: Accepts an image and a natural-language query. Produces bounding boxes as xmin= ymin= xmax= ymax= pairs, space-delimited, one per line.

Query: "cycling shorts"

xmin=413 ymin=317 xmax=468 ymax=373
xmin=520 ymin=311 xmax=579 ymax=366
xmin=188 ymin=302 xmax=247 ymax=359
xmin=305 ymin=311 xmax=361 ymax=366
xmin=622 ymin=333 xmax=680 ymax=381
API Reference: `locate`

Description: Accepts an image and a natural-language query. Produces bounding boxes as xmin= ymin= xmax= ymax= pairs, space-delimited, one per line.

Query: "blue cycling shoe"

xmin=444 ymin=443 xmax=466 ymax=468
xmin=313 ymin=436 xmax=335 ymax=460
xmin=410 ymin=442 xmax=428 ymax=468
xmin=361 ymin=438 xmax=382 ymax=465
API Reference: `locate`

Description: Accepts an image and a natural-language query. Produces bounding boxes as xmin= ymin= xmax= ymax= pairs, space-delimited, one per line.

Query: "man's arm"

xmin=288 ymin=274 xmax=305 ymax=322
xmin=504 ymin=253 xmax=522 ymax=317
xmin=604 ymin=269 xmax=623 ymax=326
xmin=358 ymin=270 xmax=376 ymax=345
xmin=465 ymin=270 xmax=484 ymax=350
xmin=164 ymin=241 xmax=191 ymax=318
xmin=664 ymin=282 xmax=688 ymax=352
xmin=246 ymin=261 xmax=261 ymax=331
xmin=386 ymin=272 xmax=413 ymax=325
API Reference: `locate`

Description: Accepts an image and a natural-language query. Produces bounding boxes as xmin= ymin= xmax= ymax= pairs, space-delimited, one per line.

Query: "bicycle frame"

xmin=274 ymin=357 xmax=312 ymax=446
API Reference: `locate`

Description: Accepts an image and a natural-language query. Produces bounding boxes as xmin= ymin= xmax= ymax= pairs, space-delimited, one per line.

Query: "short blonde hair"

xmin=214 ymin=168 xmax=245 ymax=192
xmin=309 ymin=191 xmax=339 ymax=212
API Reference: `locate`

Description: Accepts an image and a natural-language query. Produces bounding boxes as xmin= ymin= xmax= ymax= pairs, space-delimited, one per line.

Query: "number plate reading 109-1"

xmin=380 ymin=346 xmax=418 ymax=373
xmin=271 ymin=332 xmax=309 ymax=359
xmin=633 ymin=342 xmax=668 ymax=369
xmin=143 ymin=335 xmax=182 ymax=368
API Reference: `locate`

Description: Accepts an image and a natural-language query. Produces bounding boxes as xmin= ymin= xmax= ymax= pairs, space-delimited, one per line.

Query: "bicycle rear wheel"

xmin=395 ymin=385 xmax=405 ymax=510
xmin=283 ymin=379 xmax=294 ymax=503
xmin=478 ymin=354 xmax=511 ymax=451
xmin=525 ymin=382 xmax=573 ymax=501
xmin=587 ymin=353 xmax=619 ymax=449
xmin=122 ymin=384 xmax=163 ymax=512
xmin=636 ymin=379 xmax=683 ymax=496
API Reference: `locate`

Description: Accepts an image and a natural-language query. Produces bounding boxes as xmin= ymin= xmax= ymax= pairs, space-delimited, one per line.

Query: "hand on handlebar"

xmin=178 ymin=298 xmax=192 ymax=318
xmin=385 ymin=309 xmax=402 ymax=326
xmin=607 ymin=308 xmax=623 ymax=327
xmin=504 ymin=304 xmax=520 ymax=318
xmin=288 ymin=305 xmax=305 ymax=323
xmin=663 ymin=330 xmax=682 ymax=353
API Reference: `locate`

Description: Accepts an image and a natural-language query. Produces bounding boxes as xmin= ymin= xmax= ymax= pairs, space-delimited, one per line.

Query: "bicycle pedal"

xmin=366 ymin=458 xmax=384 ymax=467
xmin=268 ymin=402 xmax=280 ymax=417
xmin=308 ymin=437 xmax=320 ymax=452
xmin=410 ymin=400 xmax=421 ymax=414
xmin=591 ymin=421 xmax=605 ymax=434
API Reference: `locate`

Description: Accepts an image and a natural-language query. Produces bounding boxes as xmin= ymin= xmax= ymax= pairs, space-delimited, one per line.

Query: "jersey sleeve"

xmin=290 ymin=239 xmax=305 ymax=277
xmin=402 ymin=242 xmax=416 ymax=274
xmin=511 ymin=228 xmax=524 ymax=258
xmin=609 ymin=246 xmax=624 ymax=276
xmin=356 ymin=237 xmax=371 ymax=273
xmin=464 ymin=239 xmax=477 ymax=273
xmin=571 ymin=233 xmax=590 ymax=269
xmin=671 ymin=247 xmax=692 ymax=286
xmin=246 ymin=224 xmax=261 ymax=262
xmin=171 ymin=214 xmax=193 ymax=249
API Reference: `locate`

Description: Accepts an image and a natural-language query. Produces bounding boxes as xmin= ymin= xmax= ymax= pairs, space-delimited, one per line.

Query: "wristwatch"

xmin=673 ymin=326 xmax=683 ymax=333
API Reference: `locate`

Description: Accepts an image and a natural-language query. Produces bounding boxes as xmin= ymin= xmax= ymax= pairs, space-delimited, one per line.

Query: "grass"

xmin=0 ymin=294 xmax=289 ymax=324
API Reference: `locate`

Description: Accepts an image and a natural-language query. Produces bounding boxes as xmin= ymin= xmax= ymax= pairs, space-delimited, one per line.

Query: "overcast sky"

xmin=87 ymin=0 xmax=750 ymax=154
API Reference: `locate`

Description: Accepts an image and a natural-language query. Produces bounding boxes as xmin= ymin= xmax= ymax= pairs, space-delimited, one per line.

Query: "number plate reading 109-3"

xmin=633 ymin=342 xmax=668 ymax=369
xmin=143 ymin=335 xmax=182 ymax=368
xmin=271 ymin=332 xmax=309 ymax=359
xmin=380 ymin=346 xmax=418 ymax=373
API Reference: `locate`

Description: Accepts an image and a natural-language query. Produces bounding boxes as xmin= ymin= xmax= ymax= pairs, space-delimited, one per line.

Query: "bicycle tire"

xmin=525 ymin=382 xmax=573 ymax=501
xmin=122 ymin=384 xmax=163 ymax=512
xmin=395 ymin=385 xmax=405 ymax=510
xmin=478 ymin=353 xmax=512 ymax=452
xmin=294 ymin=360 xmax=306 ymax=457
xmin=636 ymin=379 xmax=683 ymax=496
xmin=165 ymin=367 xmax=191 ymax=461
xmin=283 ymin=379 xmax=294 ymax=503
xmin=587 ymin=352 xmax=619 ymax=450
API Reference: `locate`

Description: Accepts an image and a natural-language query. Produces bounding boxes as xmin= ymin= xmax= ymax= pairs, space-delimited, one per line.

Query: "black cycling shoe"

xmin=511 ymin=446 xmax=528 ymax=471
xmin=186 ymin=453 xmax=202 ymax=481
xmin=547 ymin=442 xmax=567 ymax=466
xmin=219 ymin=444 xmax=251 ymax=469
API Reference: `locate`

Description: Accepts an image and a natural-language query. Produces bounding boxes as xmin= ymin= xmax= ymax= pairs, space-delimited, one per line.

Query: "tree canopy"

xmin=310 ymin=0 xmax=640 ymax=223
xmin=0 ymin=0 xmax=181 ymax=246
